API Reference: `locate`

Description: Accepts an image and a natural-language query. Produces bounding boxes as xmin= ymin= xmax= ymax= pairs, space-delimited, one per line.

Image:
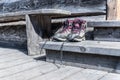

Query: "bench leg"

xmin=26 ymin=14 xmax=51 ymax=55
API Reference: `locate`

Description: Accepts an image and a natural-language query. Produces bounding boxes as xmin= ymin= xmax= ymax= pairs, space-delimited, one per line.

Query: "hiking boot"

xmin=52 ymin=20 xmax=73 ymax=41
xmin=67 ymin=19 xmax=86 ymax=42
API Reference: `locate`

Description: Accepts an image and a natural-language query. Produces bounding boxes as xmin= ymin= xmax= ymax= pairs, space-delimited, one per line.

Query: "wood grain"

xmin=107 ymin=0 xmax=120 ymax=20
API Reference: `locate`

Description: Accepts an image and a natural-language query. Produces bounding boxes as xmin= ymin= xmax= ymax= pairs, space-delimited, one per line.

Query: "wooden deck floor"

xmin=0 ymin=47 xmax=120 ymax=80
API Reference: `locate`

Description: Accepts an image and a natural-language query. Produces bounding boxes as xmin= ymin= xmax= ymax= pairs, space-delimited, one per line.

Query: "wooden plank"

xmin=0 ymin=48 xmax=29 ymax=63
xmin=0 ymin=63 xmax=58 ymax=80
xmin=0 ymin=61 xmax=45 ymax=78
xmin=30 ymin=66 xmax=83 ymax=80
xmin=100 ymin=73 xmax=120 ymax=80
xmin=26 ymin=14 xmax=50 ymax=55
xmin=87 ymin=21 xmax=120 ymax=27
xmin=46 ymin=50 xmax=117 ymax=72
xmin=0 ymin=9 xmax=70 ymax=18
xmin=0 ymin=21 xmax=26 ymax=27
xmin=0 ymin=49 xmax=31 ymax=59
xmin=63 ymin=69 xmax=108 ymax=80
xmin=52 ymin=11 xmax=106 ymax=19
xmin=40 ymin=41 xmax=120 ymax=57
xmin=0 ymin=14 xmax=105 ymax=23
xmin=0 ymin=16 xmax=25 ymax=23
xmin=0 ymin=56 xmax=29 ymax=63
xmin=0 ymin=53 xmax=26 ymax=60
xmin=107 ymin=0 xmax=120 ymax=20
xmin=0 ymin=51 xmax=26 ymax=56
xmin=0 ymin=58 xmax=33 ymax=69
xmin=0 ymin=49 xmax=31 ymax=63
xmin=107 ymin=0 xmax=117 ymax=20
xmin=94 ymin=28 xmax=120 ymax=42
xmin=52 ymin=15 xmax=106 ymax=24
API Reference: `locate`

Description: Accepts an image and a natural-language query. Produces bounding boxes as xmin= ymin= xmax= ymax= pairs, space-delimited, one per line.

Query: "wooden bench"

xmin=87 ymin=21 xmax=120 ymax=41
xmin=39 ymin=40 xmax=120 ymax=73
xmin=40 ymin=41 xmax=120 ymax=57
xmin=39 ymin=20 xmax=120 ymax=73
xmin=0 ymin=9 xmax=71 ymax=55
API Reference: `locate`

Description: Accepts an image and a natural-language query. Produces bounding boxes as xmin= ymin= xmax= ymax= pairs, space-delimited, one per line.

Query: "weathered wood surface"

xmin=0 ymin=47 xmax=119 ymax=80
xmin=115 ymin=60 xmax=120 ymax=73
xmin=26 ymin=15 xmax=43 ymax=55
xmin=52 ymin=15 xmax=106 ymax=24
xmin=0 ymin=9 xmax=70 ymax=56
xmin=64 ymin=69 xmax=108 ymax=80
xmin=40 ymin=41 xmax=120 ymax=57
xmin=46 ymin=50 xmax=118 ymax=72
xmin=107 ymin=0 xmax=120 ymax=20
xmin=52 ymin=20 xmax=120 ymax=28
xmin=0 ymin=9 xmax=71 ymax=18
xmin=94 ymin=28 xmax=120 ymax=42
xmin=0 ymin=16 xmax=25 ymax=23
xmin=0 ymin=0 xmax=106 ymax=14
xmin=2 ymin=19 xmax=116 ymax=27
xmin=99 ymin=73 xmax=120 ymax=80
xmin=31 ymin=66 xmax=83 ymax=80
xmin=89 ymin=21 xmax=120 ymax=42
xmin=0 ymin=17 xmax=107 ymax=27
xmin=0 ymin=13 xmax=106 ymax=23
xmin=87 ymin=21 xmax=120 ymax=27
xmin=24 ymin=9 xmax=70 ymax=55
xmin=0 ymin=21 xmax=25 ymax=27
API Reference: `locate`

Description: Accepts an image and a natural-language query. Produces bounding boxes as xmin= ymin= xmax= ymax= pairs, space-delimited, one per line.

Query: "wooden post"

xmin=26 ymin=14 xmax=51 ymax=55
xmin=107 ymin=0 xmax=120 ymax=20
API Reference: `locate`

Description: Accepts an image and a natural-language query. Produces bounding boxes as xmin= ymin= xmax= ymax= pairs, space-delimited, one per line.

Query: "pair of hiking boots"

xmin=53 ymin=19 xmax=86 ymax=42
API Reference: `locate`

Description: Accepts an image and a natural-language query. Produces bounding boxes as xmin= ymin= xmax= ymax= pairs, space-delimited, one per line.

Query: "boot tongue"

xmin=74 ymin=23 xmax=80 ymax=28
xmin=72 ymin=22 xmax=81 ymax=33
xmin=62 ymin=20 xmax=73 ymax=32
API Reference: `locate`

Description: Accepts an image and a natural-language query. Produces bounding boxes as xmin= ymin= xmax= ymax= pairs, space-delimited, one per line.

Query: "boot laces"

xmin=72 ymin=19 xmax=86 ymax=33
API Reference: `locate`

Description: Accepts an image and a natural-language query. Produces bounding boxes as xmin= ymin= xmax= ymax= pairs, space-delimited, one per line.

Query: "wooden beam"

xmin=0 ymin=9 xmax=71 ymax=18
xmin=26 ymin=15 xmax=42 ymax=55
xmin=52 ymin=12 xmax=106 ymax=19
xmin=52 ymin=20 xmax=120 ymax=27
xmin=26 ymin=14 xmax=51 ymax=55
xmin=40 ymin=41 xmax=120 ymax=57
xmin=107 ymin=0 xmax=120 ymax=20
xmin=87 ymin=20 xmax=120 ymax=27
xmin=0 ymin=16 xmax=25 ymax=23
xmin=0 ymin=21 xmax=26 ymax=27
xmin=1 ymin=20 xmax=120 ymax=28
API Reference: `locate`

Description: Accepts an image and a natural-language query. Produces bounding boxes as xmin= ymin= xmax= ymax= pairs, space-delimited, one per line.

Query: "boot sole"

xmin=69 ymin=37 xmax=85 ymax=42
xmin=52 ymin=37 xmax=67 ymax=42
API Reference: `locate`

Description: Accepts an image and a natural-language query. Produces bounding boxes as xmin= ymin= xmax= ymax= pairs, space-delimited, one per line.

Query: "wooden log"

xmin=107 ymin=0 xmax=120 ymax=20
